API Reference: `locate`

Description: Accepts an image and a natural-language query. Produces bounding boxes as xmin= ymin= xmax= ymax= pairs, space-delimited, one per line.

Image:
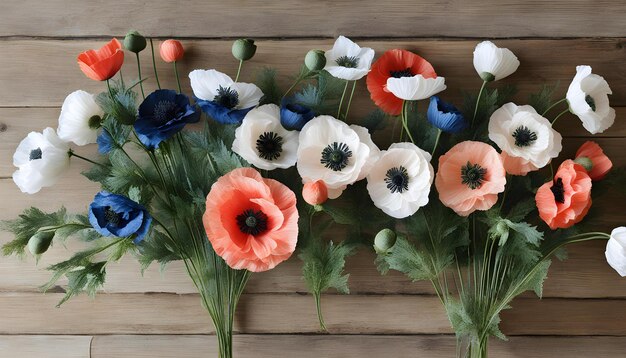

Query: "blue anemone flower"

xmin=427 ymin=96 xmax=468 ymax=133
xmin=280 ymin=98 xmax=315 ymax=131
xmin=88 ymin=191 xmax=152 ymax=244
xmin=195 ymin=97 xmax=255 ymax=125
xmin=134 ymin=89 xmax=200 ymax=149
xmin=96 ymin=130 xmax=114 ymax=154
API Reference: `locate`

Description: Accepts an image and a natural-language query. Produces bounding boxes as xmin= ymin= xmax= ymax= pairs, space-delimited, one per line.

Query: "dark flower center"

xmin=385 ymin=166 xmax=410 ymax=193
xmin=153 ymin=100 xmax=178 ymax=124
xmin=335 ymin=55 xmax=359 ymax=68
xmin=585 ymin=95 xmax=596 ymax=111
xmin=551 ymin=177 xmax=565 ymax=204
xmin=104 ymin=206 xmax=122 ymax=227
xmin=320 ymin=142 xmax=352 ymax=171
xmin=88 ymin=115 xmax=102 ymax=129
xmin=29 ymin=148 xmax=42 ymax=161
xmin=461 ymin=161 xmax=487 ymax=190
xmin=256 ymin=131 xmax=284 ymax=161
xmin=236 ymin=209 xmax=269 ymax=236
xmin=389 ymin=67 xmax=413 ymax=78
xmin=512 ymin=125 xmax=538 ymax=147
xmin=214 ymin=86 xmax=239 ymax=109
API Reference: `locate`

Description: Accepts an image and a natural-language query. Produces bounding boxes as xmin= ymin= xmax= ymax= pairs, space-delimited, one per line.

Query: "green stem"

xmin=431 ymin=128 xmax=442 ymax=156
xmin=314 ymin=292 xmax=327 ymax=332
xmin=401 ymin=101 xmax=415 ymax=143
xmin=68 ymin=150 xmax=104 ymax=167
xmin=135 ymin=53 xmax=145 ymax=99
xmin=541 ymin=97 xmax=567 ymax=116
xmin=106 ymin=79 xmax=114 ymax=98
xmin=337 ymin=80 xmax=350 ymax=118
xmin=174 ymin=61 xmax=182 ymax=94
xmin=471 ymin=81 xmax=488 ymax=128
xmin=343 ymin=81 xmax=357 ymax=121
xmin=235 ymin=59 xmax=243 ymax=82
xmin=150 ymin=39 xmax=161 ymax=90
xmin=551 ymin=108 xmax=570 ymax=125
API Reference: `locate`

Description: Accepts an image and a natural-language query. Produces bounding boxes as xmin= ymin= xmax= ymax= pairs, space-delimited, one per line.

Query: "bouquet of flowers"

xmin=3 ymin=31 xmax=625 ymax=357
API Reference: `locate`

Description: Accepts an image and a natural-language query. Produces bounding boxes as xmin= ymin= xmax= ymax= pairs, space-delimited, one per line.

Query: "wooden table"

xmin=1 ymin=1 xmax=625 ymax=357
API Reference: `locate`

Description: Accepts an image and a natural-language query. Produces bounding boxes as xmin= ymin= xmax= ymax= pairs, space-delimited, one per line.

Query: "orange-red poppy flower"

xmin=77 ymin=38 xmax=124 ymax=81
xmin=575 ymin=140 xmax=613 ymax=181
xmin=160 ymin=39 xmax=184 ymax=63
xmin=203 ymin=167 xmax=298 ymax=272
xmin=366 ymin=49 xmax=437 ymax=116
xmin=535 ymin=160 xmax=592 ymax=229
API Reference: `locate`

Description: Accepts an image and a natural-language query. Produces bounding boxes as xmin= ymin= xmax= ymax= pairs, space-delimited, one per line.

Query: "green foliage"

xmin=375 ymin=235 xmax=432 ymax=280
xmin=300 ymin=238 xmax=356 ymax=295
xmin=255 ymin=67 xmax=282 ymax=105
xmin=95 ymin=80 xmax=138 ymax=125
xmin=293 ymin=70 xmax=345 ymax=115
xmin=59 ymin=261 xmax=107 ymax=307
xmin=461 ymin=84 xmax=517 ymax=142
xmin=360 ymin=109 xmax=388 ymax=133
xmin=138 ymin=230 xmax=181 ymax=271
xmin=528 ymin=83 xmax=559 ymax=114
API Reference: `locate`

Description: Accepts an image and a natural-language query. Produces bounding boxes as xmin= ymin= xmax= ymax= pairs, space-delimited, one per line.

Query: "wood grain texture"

xmin=0 ymin=336 xmax=91 ymax=358
xmin=0 ymin=39 xmax=625 ymax=108
xmin=1 ymin=1 xmax=626 ymax=38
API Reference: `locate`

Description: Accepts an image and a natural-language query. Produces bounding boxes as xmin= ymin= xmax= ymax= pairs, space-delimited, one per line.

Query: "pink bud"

xmin=302 ymin=180 xmax=328 ymax=206
xmin=159 ymin=40 xmax=184 ymax=63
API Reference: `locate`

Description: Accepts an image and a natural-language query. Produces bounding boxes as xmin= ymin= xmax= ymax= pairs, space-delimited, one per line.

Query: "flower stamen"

xmin=256 ymin=131 xmax=284 ymax=161
xmin=320 ymin=142 xmax=352 ymax=171
xmin=461 ymin=161 xmax=487 ymax=190
xmin=214 ymin=86 xmax=239 ymax=109
xmin=551 ymin=177 xmax=565 ymax=203
xmin=389 ymin=67 xmax=413 ymax=78
xmin=512 ymin=125 xmax=538 ymax=147
xmin=236 ymin=209 xmax=269 ymax=236
xmin=104 ymin=206 xmax=122 ymax=227
xmin=153 ymin=100 xmax=178 ymax=124
xmin=29 ymin=148 xmax=42 ymax=161
xmin=585 ymin=95 xmax=596 ymax=112
xmin=384 ymin=166 xmax=410 ymax=193
xmin=335 ymin=55 xmax=359 ymax=68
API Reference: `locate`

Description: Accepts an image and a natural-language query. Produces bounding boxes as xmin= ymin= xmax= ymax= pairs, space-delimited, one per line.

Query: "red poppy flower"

xmin=77 ymin=38 xmax=124 ymax=81
xmin=366 ymin=49 xmax=437 ymax=116
xmin=575 ymin=140 xmax=613 ymax=181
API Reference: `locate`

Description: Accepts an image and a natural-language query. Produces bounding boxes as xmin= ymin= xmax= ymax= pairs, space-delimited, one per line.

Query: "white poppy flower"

xmin=386 ymin=75 xmax=446 ymax=101
xmin=473 ymin=41 xmax=520 ymax=82
xmin=488 ymin=103 xmax=562 ymax=175
xmin=13 ymin=128 xmax=70 ymax=194
xmin=188 ymin=69 xmax=263 ymax=109
xmin=297 ymin=115 xmax=371 ymax=199
xmin=606 ymin=227 xmax=626 ymax=276
xmin=57 ymin=90 xmax=103 ymax=146
xmin=323 ymin=36 xmax=375 ymax=81
xmin=350 ymin=124 xmax=381 ymax=180
xmin=566 ymin=65 xmax=615 ymax=134
xmin=232 ymin=104 xmax=298 ymax=170
xmin=366 ymin=142 xmax=434 ymax=219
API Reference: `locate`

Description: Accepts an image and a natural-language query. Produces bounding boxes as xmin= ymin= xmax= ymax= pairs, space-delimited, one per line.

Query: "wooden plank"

xmin=1 ymin=1 xmax=626 ymax=38
xmin=0 ymin=39 xmax=625 ymax=108
xmin=91 ymin=335 xmax=626 ymax=358
xmin=0 ymin=335 xmax=91 ymax=358
xmin=1 ymin=293 xmax=625 ymax=335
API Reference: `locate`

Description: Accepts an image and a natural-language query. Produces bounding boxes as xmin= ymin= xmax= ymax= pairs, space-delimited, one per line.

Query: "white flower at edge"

xmin=366 ymin=142 xmax=434 ymax=219
xmin=473 ymin=41 xmax=520 ymax=82
xmin=232 ymin=104 xmax=298 ymax=170
xmin=188 ymin=69 xmax=263 ymax=109
xmin=13 ymin=127 xmax=70 ymax=194
xmin=57 ymin=90 xmax=104 ymax=146
xmin=606 ymin=227 xmax=626 ymax=276
xmin=323 ymin=36 xmax=375 ymax=81
xmin=297 ymin=116 xmax=373 ymax=199
xmin=488 ymin=103 xmax=562 ymax=174
xmin=566 ymin=65 xmax=615 ymax=134
xmin=351 ymin=124 xmax=381 ymax=180
xmin=386 ymin=75 xmax=446 ymax=101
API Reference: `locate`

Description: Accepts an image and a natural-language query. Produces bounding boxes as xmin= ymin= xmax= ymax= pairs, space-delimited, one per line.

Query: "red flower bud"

xmin=302 ymin=180 xmax=328 ymax=206
xmin=159 ymin=40 xmax=184 ymax=63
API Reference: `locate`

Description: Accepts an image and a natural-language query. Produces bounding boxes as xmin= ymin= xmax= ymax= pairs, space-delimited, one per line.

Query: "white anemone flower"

xmin=386 ymin=75 xmax=446 ymax=101
xmin=189 ymin=69 xmax=263 ymax=109
xmin=297 ymin=116 xmax=372 ymax=199
xmin=366 ymin=142 xmax=434 ymax=219
xmin=566 ymin=65 xmax=615 ymax=134
xmin=473 ymin=41 xmax=520 ymax=82
xmin=13 ymin=127 xmax=70 ymax=194
xmin=606 ymin=227 xmax=626 ymax=276
xmin=232 ymin=104 xmax=298 ymax=170
xmin=323 ymin=36 xmax=375 ymax=81
xmin=57 ymin=90 xmax=104 ymax=146
xmin=350 ymin=124 xmax=381 ymax=180
xmin=488 ymin=103 xmax=562 ymax=175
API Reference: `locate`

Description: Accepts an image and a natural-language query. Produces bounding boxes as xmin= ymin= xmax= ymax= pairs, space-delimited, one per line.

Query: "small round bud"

xmin=374 ymin=229 xmax=397 ymax=254
xmin=88 ymin=115 xmax=102 ymax=129
xmin=479 ymin=72 xmax=495 ymax=82
xmin=28 ymin=231 xmax=54 ymax=256
xmin=303 ymin=180 xmax=328 ymax=206
xmin=159 ymin=39 xmax=184 ymax=63
xmin=495 ymin=221 xmax=509 ymax=237
xmin=124 ymin=30 xmax=147 ymax=54
xmin=574 ymin=156 xmax=594 ymax=172
xmin=232 ymin=39 xmax=257 ymax=61
xmin=304 ymin=50 xmax=326 ymax=72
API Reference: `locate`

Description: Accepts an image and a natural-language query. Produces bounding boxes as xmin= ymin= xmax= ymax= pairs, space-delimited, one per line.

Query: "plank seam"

xmin=0 ymin=36 xmax=624 ymax=41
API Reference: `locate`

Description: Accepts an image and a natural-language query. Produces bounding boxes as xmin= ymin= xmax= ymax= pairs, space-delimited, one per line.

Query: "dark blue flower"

xmin=195 ymin=98 xmax=254 ymax=125
xmin=427 ymin=96 xmax=468 ymax=133
xmin=280 ymin=98 xmax=315 ymax=131
xmin=96 ymin=130 xmax=114 ymax=154
xmin=88 ymin=191 xmax=152 ymax=244
xmin=134 ymin=89 xmax=200 ymax=149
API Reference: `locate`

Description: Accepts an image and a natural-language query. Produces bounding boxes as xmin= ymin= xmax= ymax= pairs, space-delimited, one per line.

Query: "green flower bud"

xmin=124 ymin=30 xmax=147 ymax=54
xmin=374 ymin=229 xmax=397 ymax=254
xmin=480 ymin=72 xmax=495 ymax=82
xmin=28 ymin=231 xmax=54 ymax=256
xmin=495 ymin=221 xmax=509 ymax=237
xmin=574 ymin=156 xmax=594 ymax=172
xmin=304 ymin=50 xmax=327 ymax=72
xmin=232 ymin=39 xmax=257 ymax=61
